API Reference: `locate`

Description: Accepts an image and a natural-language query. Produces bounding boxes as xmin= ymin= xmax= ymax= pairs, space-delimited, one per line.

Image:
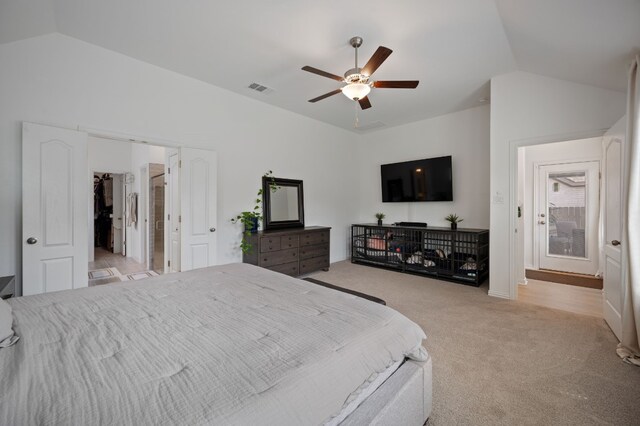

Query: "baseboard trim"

xmin=488 ymin=289 xmax=511 ymax=299
xmin=526 ymin=269 xmax=603 ymax=289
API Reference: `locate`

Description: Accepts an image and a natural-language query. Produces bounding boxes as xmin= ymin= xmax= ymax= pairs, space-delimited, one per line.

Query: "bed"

xmin=0 ymin=263 xmax=431 ymax=425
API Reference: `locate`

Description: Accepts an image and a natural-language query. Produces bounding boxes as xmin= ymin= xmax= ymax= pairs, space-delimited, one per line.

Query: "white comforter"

xmin=0 ymin=263 xmax=427 ymax=425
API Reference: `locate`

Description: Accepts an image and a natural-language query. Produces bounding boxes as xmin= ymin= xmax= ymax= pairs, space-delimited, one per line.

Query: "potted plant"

xmin=445 ymin=213 xmax=463 ymax=230
xmin=375 ymin=212 xmax=386 ymax=226
xmin=231 ymin=171 xmax=277 ymax=253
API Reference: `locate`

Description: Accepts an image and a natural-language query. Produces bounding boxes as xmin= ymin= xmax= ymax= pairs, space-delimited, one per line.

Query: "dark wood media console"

xmin=243 ymin=226 xmax=331 ymax=277
xmin=351 ymin=224 xmax=489 ymax=286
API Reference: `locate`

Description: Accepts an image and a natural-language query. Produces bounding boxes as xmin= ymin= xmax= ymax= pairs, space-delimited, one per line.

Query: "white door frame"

xmin=166 ymin=149 xmax=181 ymax=273
xmin=532 ymin=159 xmax=600 ymax=273
xmin=507 ymin=129 xmax=608 ymax=300
xmin=140 ymin=165 xmax=149 ymax=268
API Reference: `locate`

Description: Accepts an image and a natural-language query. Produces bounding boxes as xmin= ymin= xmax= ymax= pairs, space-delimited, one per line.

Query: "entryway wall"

xmin=516 ymin=136 xmax=602 ymax=282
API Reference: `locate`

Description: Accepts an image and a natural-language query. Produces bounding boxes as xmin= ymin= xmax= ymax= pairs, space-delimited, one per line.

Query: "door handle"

xmin=210 ymin=227 xmax=216 ymax=233
xmin=26 ymin=237 xmax=38 ymax=245
xmin=612 ymin=240 xmax=621 ymax=246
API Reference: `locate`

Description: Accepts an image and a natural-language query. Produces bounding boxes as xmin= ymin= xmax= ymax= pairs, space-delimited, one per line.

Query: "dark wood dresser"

xmin=243 ymin=226 xmax=331 ymax=276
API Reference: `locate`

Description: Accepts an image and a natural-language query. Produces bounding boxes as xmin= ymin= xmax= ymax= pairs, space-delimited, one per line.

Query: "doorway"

xmin=87 ymin=136 xmax=169 ymax=286
xmin=535 ymin=161 xmax=600 ymax=275
xmin=90 ymin=169 xmax=151 ymax=285
xmin=93 ymin=172 xmax=124 ymax=255
xmin=516 ymin=137 xmax=604 ymax=317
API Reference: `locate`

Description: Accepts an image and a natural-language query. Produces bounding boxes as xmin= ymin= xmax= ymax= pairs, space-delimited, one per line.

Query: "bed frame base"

xmin=341 ymin=357 xmax=432 ymax=425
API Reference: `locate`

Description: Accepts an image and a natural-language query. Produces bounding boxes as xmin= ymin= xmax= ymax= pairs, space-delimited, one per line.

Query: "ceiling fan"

xmin=302 ymin=36 xmax=419 ymax=110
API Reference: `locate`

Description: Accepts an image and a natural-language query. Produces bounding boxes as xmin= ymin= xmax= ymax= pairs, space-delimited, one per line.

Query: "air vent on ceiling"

xmin=356 ymin=121 xmax=386 ymax=131
xmin=247 ymin=82 xmax=273 ymax=94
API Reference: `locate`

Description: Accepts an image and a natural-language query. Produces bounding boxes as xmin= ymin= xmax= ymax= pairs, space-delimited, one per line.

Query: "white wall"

xmin=520 ymin=137 xmax=602 ymax=271
xmin=0 ymin=34 xmax=358 ymax=294
xmin=87 ymin=136 xmax=133 ymax=262
xmin=490 ymin=71 xmax=626 ymax=298
xmin=0 ymin=36 xmax=628 ymax=300
xmin=356 ymin=105 xmax=490 ymax=228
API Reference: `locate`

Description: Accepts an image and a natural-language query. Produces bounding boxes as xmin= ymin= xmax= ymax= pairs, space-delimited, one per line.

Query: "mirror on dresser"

xmin=262 ymin=177 xmax=304 ymax=230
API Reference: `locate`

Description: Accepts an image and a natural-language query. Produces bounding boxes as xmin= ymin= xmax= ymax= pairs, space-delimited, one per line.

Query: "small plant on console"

xmin=445 ymin=213 xmax=463 ymax=230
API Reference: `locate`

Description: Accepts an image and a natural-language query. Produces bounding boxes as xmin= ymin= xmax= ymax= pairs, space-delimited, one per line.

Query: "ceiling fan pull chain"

xmin=354 ymin=102 xmax=359 ymax=128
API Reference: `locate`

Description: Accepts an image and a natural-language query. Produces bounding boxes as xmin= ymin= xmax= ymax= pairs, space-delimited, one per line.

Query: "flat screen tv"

xmin=381 ymin=156 xmax=453 ymax=202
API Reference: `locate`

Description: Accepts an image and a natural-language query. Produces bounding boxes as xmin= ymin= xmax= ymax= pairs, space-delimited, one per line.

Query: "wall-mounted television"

xmin=381 ymin=156 xmax=453 ymax=202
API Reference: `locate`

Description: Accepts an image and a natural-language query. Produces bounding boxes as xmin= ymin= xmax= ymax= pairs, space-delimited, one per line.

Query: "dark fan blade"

xmin=301 ymin=66 xmax=344 ymax=82
xmin=361 ymin=46 xmax=393 ymax=76
xmin=373 ymin=80 xmax=419 ymax=89
xmin=358 ymin=96 xmax=372 ymax=110
xmin=308 ymin=89 xmax=342 ymax=103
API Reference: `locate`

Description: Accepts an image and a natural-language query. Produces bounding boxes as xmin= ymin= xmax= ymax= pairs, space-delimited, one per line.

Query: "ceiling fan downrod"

xmin=350 ymin=36 xmax=363 ymax=70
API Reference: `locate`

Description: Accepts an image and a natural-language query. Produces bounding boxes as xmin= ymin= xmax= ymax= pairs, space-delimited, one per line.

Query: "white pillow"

xmin=0 ymin=298 xmax=19 ymax=348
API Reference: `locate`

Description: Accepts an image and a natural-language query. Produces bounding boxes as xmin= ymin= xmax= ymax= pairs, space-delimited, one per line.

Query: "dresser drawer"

xmin=260 ymin=236 xmax=281 ymax=252
xmin=267 ymin=261 xmax=299 ymax=277
xmin=299 ymin=243 xmax=329 ymax=260
xmin=300 ymin=255 xmax=329 ymax=274
xmin=259 ymin=248 xmax=298 ymax=267
xmin=300 ymin=231 xmax=330 ymax=246
xmin=281 ymin=235 xmax=299 ymax=249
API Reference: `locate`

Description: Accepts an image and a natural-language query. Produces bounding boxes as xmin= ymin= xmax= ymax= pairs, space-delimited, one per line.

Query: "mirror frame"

xmin=262 ymin=177 xmax=305 ymax=230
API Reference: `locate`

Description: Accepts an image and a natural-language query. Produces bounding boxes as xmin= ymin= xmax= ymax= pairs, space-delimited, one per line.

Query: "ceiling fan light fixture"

xmin=341 ymin=83 xmax=371 ymax=101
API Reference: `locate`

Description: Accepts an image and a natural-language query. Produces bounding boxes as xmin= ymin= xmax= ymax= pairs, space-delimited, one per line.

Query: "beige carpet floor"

xmin=308 ymin=261 xmax=640 ymax=426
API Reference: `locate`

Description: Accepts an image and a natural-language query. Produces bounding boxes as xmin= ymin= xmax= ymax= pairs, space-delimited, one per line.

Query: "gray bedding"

xmin=0 ymin=263 xmax=427 ymax=425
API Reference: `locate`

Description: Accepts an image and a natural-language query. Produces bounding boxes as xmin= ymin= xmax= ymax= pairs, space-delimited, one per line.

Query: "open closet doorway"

xmin=87 ymin=136 xmax=169 ymax=285
xmin=93 ymin=172 xmax=124 ymax=255
xmin=515 ymin=136 xmax=604 ymax=317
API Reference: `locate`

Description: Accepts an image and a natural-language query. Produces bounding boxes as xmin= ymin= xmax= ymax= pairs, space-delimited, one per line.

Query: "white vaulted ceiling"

xmin=1 ymin=0 xmax=638 ymax=132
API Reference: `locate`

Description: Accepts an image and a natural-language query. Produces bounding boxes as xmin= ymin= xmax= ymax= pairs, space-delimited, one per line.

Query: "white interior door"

xmin=22 ymin=122 xmax=88 ymax=295
xmin=122 ymin=177 xmax=128 ymax=257
xmin=166 ymin=150 xmax=181 ymax=272
xmin=139 ymin=166 xmax=148 ymax=267
xmin=602 ymin=135 xmax=624 ymax=340
xmin=536 ymin=161 xmax=600 ymax=275
xmin=112 ymin=174 xmax=124 ymax=254
xmin=180 ymin=147 xmax=217 ymax=271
